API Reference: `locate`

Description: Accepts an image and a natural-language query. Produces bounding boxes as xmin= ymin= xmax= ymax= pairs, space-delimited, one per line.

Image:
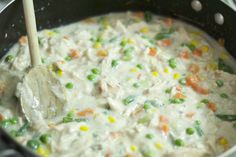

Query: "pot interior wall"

xmin=0 ymin=0 xmax=236 ymax=59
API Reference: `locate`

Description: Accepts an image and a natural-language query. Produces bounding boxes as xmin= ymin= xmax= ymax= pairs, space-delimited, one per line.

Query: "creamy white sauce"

xmin=0 ymin=12 xmax=236 ymax=157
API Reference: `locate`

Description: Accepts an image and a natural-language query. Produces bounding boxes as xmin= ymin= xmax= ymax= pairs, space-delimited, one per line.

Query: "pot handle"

xmin=0 ymin=0 xmax=15 ymax=13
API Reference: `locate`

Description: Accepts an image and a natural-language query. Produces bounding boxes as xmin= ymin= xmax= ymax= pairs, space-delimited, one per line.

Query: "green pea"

xmin=87 ymin=74 xmax=96 ymax=81
xmin=65 ymin=56 xmax=72 ymax=61
xmin=201 ymin=99 xmax=209 ymax=104
xmin=111 ymin=60 xmax=119 ymax=67
xmin=143 ymin=103 xmax=151 ymax=111
xmin=186 ymin=128 xmax=195 ymax=135
xmin=144 ymin=11 xmax=153 ymax=22
xmin=40 ymin=134 xmax=51 ymax=144
xmin=174 ymin=139 xmax=184 ymax=146
xmin=216 ymin=80 xmax=224 ymax=87
xmin=123 ymin=96 xmax=135 ymax=105
xmin=91 ymin=68 xmax=100 ymax=75
xmin=169 ymin=98 xmax=185 ymax=104
xmin=136 ymin=64 xmax=144 ymax=70
xmin=220 ymin=93 xmax=229 ymax=99
xmin=145 ymin=133 xmax=154 ymax=139
xmin=168 ymin=58 xmax=176 ymax=69
xmin=178 ymin=78 xmax=186 ymax=85
xmin=27 ymin=139 xmax=40 ymax=150
xmin=65 ymin=82 xmax=73 ymax=89
xmin=5 ymin=55 xmax=14 ymax=63
xmin=165 ymin=88 xmax=172 ymax=94
xmin=120 ymin=39 xmax=128 ymax=47
xmin=9 ymin=117 xmax=18 ymax=125
xmin=62 ymin=116 xmax=73 ymax=123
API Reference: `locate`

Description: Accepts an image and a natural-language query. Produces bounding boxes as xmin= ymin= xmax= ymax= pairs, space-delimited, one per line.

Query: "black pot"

xmin=0 ymin=0 xmax=236 ymax=156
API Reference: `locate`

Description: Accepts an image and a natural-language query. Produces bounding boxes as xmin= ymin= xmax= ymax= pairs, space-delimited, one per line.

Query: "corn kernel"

xmin=37 ymin=147 xmax=49 ymax=157
xmin=130 ymin=145 xmax=137 ymax=152
xmin=128 ymin=38 xmax=135 ymax=44
xmin=155 ymin=142 xmax=163 ymax=149
xmin=209 ymin=62 xmax=217 ymax=71
xmin=220 ymin=52 xmax=229 ymax=60
xmin=97 ymin=50 xmax=108 ymax=57
xmin=173 ymin=73 xmax=180 ymax=80
xmin=164 ymin=68 xmax=169 ymax=74
xmin=140 ymin=27 xmax=149 ymax=33
xmin=56 ymin=69 xmax=64 ymax=76
xmin=130 ymin=68 xmax=139 ymax=73
xmin=93 ymin=42 xmax=102 ymax=49
xmin=108 ymin=116 xmax=116 ymax=123
xmin=191 ymin=40 xmax=199 ymax=47
xmin=152 ymin=71 xmax=159 ymax=77
xmin=80 ymin=125 xmax=89 ymax=132
xmin=200 ymin=45 xmax=209 ymax=53
xmin=218 ymin=137 xmax=228 ymax=145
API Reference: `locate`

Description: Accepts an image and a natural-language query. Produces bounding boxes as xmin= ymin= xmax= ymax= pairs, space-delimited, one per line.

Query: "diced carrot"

xmin=192 ymin=48 xmax=203 ymax=57
xmin=63 ymin=36 xmax=70 ymax=40
xmin=186 ymin=75 xmax=209 ymax=95
xmin=161 ymin=39 xmax=172 ymax=47
xmin=160 ymin=123 xmax=169 ymax=133
xmin=133 ymin=12 xmax=144 ymax=18
xmin=207 ymin=102 xmax=217 ymax=112
xmin=18 ymin=36 xmax=27 ymax=45
xmin=125 ymin=154 xmax=136 ymax=157
xmin=188 ymin=64 xmax=200 ymax=74
xmin=164 ymin=18 xmax=173 ymax=27
xmin=69 ymin=49 xmax=80 ymax=59
xmin=186 ymin=112 xmax=195 ymax=118
xmin=77 ymin=108 xmax=94 ymax=117
xmin=105 ymin=152 xmax=111 ymax=157
xmin=179 ymin=51 xmax=190 ymax=59
xmin=191 ymin=83 xmax=209 ymax=95
xmin=174 ymin=93 xmax=186 ymax=99
xmin=159 ymin=115 xmax=168 ymax=123
xmin=0 ymin=114 xmax=4 ymax=121
xmin=149 ymin=48 xmax=157 ymax=56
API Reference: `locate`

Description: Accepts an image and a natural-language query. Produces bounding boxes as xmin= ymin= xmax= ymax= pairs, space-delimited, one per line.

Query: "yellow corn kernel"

xmin=56 ymin=69 xmax=64 ymax=76
xmin=80 ymin=125 xmax=89 ymax=132
xmin=152 ymin=71 xmax=159 ymax=77
xmin=97 ymin=50 xmax=108 ymax=57
xmin=37 ymin=147 xmax=49 ymax=157
xmin=173 ymin=73 xmax=181 ymax=80
xmin=220 ymin=52 xmax=229 ymax=60
xmin=140 ymin=27 xmax=149 ymax=33
xmin=130 ymin=145 xmax=137 ymax=152
xmin=209 ymin=62 xmax=217 ymax=71
xmin=218 ymin=137 xmax=228 ymax=146
xmin=93 ymin=42 xmax=102 ymax=49
xmin=128 ymin=38 xmax=135 ymax=44
xmin=200 ymin=45 xmax=209 ymax=53
xmin=108 ymin=116 xmax=116 ymax=123
xmin=164 ymin=68 xmax=170 ymax=74
xmin=130 ymin=68 xmax=139 ymax=73
xmin=191 ymin=40 xmax=199 ymax=47
xmin=155 ymin=142 xmax=163 ymax=149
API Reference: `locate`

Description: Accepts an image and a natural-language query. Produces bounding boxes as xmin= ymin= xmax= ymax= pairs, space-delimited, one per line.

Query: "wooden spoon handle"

xmin=22 ymin=0 xmax=41 ymax=67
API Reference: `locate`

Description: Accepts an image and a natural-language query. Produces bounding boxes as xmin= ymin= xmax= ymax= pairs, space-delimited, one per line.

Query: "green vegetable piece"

xmin=136 ymin=64 xmax=144 ymax=70
xmin=201 ymin=99 xmax=209 ymax=104
xmin=9 ymin=117 xmax=18 ymax=125
xmin=0 ymin=120 xmax=10 ymax=129
xmin=169 ymin=98 xmax=185 ymax=104
xmin=138 ymin=116 xmax=150 ymax=124
xmin=155 ymin=28 xmax=175 ymax=40
xmin=144 ymin=11 xmax=153 ymax=22
xmin=91 ymin=68 xmax=101 ymax=75
xmin=216 ymin=80 xmax=224 ymax=87
xmin=194 ymin=120 xmax=204 ymax=136
xmin=65 ymin=82 xmax=73 ymax=89
xmin=218 ymin=58 xmax=234 ymax=74
xmin=40 ymin=134 xmax=51 ymax=144
xmin=186 ymin=128 xmax=195 ymax=135
xmin=168 ymin=58 xmax=177 ymax=69
xmin=142 ymin=150 xmax=154 ymax=157
xmin=27 ymin=139 xmax=40 ymax=150
xmin=65 ymin=56 xmax=72 ymax=61
xmin=120 ymin=39 xmax=128 ymax=47
xmin=111 ymin=60 xmax=119 ymax=67
xmin=16 ymin=122 xmax=30 ymax=137
xmin=133 ymin=83 xmax=140 ymax=88
xmin=62 ymin=116 xmax=73 ymax=123
xmin=41 ymin=58 xmax=46 ymax=64
xmin=220 ymin=93 xmax=229 ymax=99
xmin=75 ymin=118 xmax=87 ymax=123
xmin=216 ymin=114 xmax=236 ymax=122
xmin=181 ymin=43 xmax=196 ymax=51
xmin=145 ymin=133 xmax=154 ymax=139
xmin=174 ymin=139 xmax=184 ymax=146
xmin=165 ymin=88 xmax=172 ymax=94
xmin=144 ymin=100 xmax=159 ymax=107
xmin=178 ymin=78 xmax=186 ymax=85
xmin=87 ymin=74 xmax=96 ymax=81
xmin=122 ymin=47 xmax=133 ymax=61
xmin=5 ymin=55 xmax=14 ymax=63
xmin=123 ymin=96 xmax=135 ymax=105
xmin=143 ymin=103 xmax=151 ymax=111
